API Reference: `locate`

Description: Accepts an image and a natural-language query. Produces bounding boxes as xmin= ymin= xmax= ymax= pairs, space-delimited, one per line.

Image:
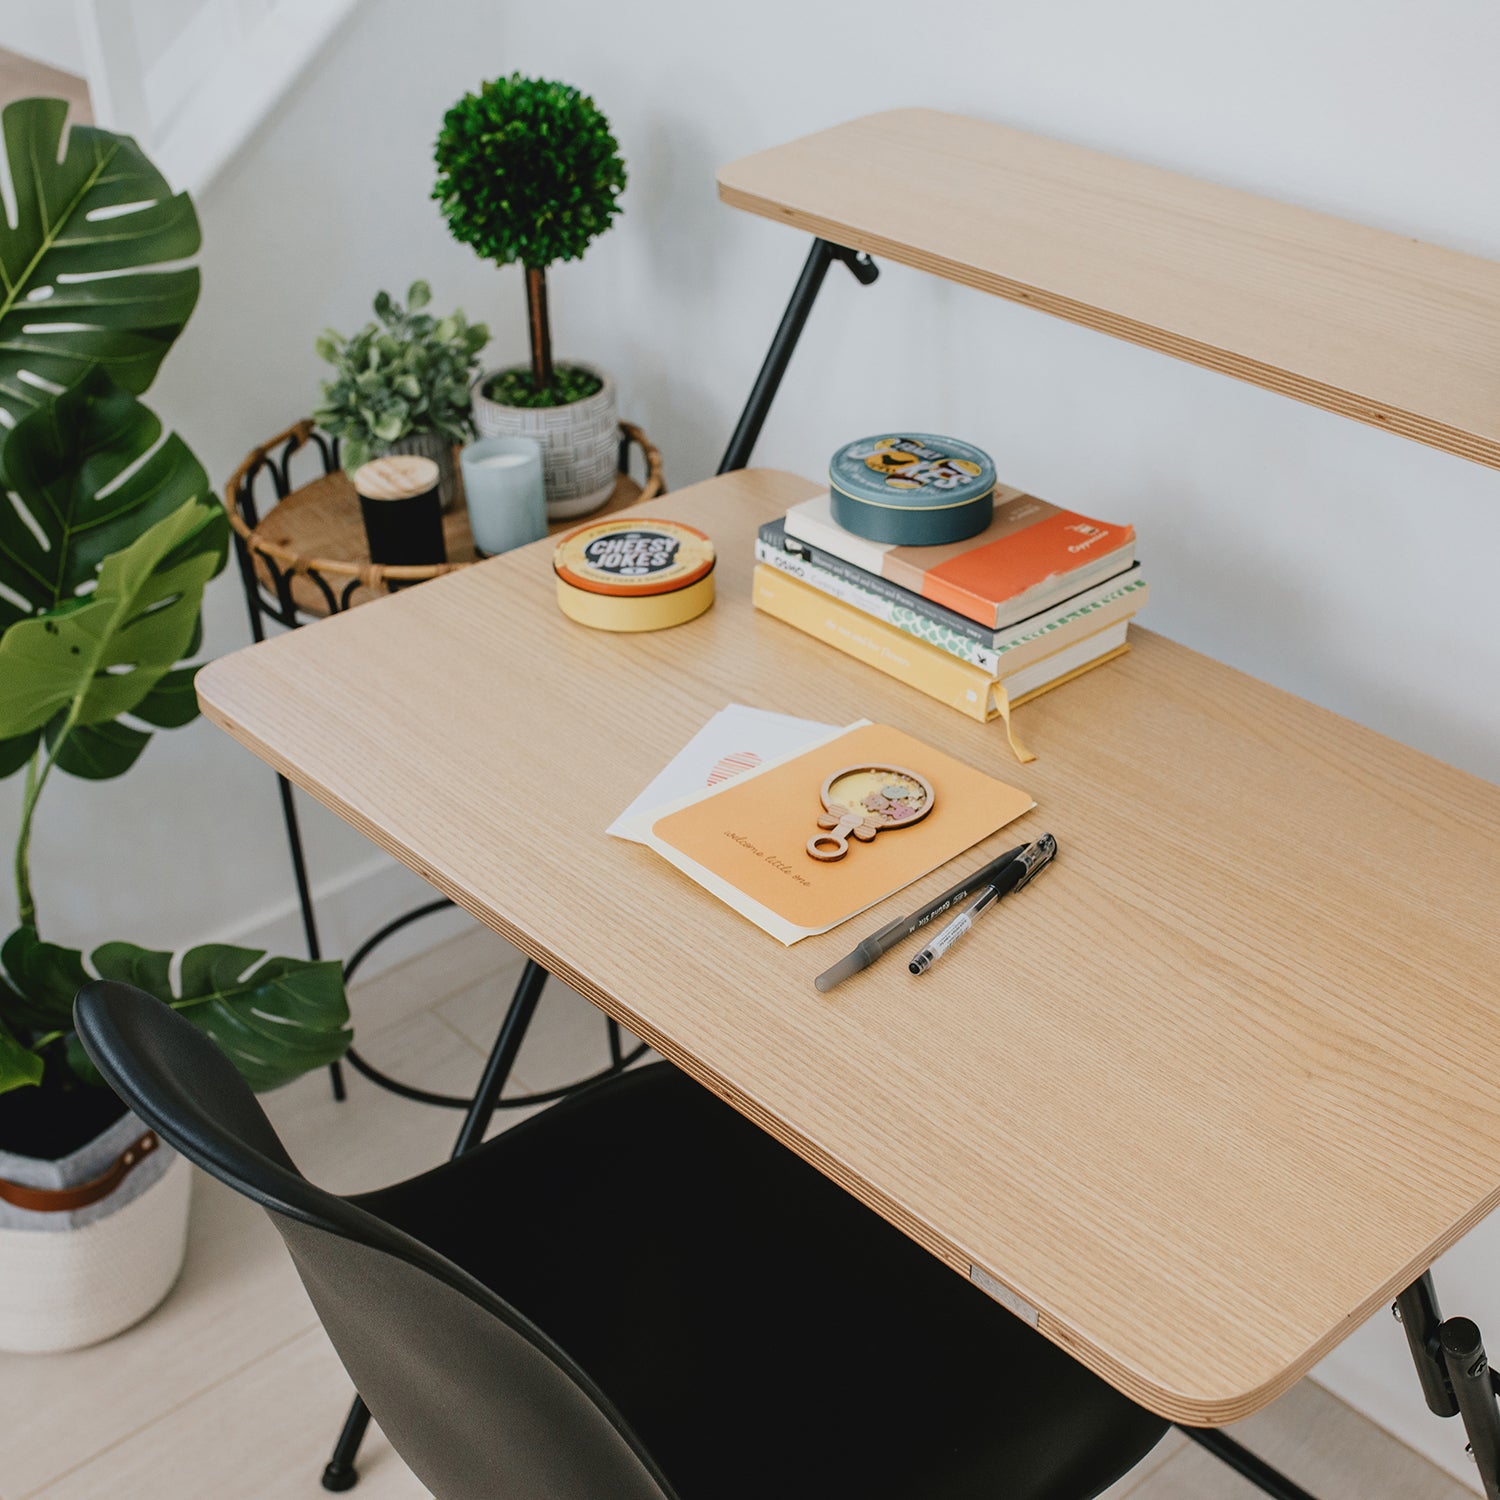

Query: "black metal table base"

xmin=336 ymin=897 xmax=648 ymax=1112
xmin=1178 ymin=1428 xmax=1323 ymax=1500
xmin=717 ymin=229 xmax=1500 ymax=1500
xmin=230 ymin=428 xmax=647 ymax=1115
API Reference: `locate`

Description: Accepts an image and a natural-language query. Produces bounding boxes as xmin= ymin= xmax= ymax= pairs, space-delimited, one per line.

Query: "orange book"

xmin=783 ymin=489 xmax=1136 ymax=630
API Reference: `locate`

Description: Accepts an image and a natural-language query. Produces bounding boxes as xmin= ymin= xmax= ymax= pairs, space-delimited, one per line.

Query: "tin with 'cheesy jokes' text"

xmin=553 ymin=518 xmax=716 ymax=632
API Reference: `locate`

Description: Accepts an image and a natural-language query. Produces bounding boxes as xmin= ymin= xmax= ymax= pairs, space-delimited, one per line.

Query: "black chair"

xmin=75 ymin=981 xmax=1169 ymax=1499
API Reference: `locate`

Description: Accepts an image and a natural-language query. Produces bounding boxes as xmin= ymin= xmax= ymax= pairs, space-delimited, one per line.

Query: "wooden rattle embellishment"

xmin=807 ymin=764 xmax=935 ymax=861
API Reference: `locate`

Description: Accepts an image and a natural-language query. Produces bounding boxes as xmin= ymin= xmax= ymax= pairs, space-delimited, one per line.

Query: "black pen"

xmin=814 ymin=842 xmax=1030 ymax=992
xmin=908 ymin=833 xmax=1057 ymax=976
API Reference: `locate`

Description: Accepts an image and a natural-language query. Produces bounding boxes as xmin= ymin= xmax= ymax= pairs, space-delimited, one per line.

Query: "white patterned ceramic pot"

xmin=471 ymin=362 xmax=618 ymax=521
xmin=0 ymin=1109 xmax=192 ymax=1353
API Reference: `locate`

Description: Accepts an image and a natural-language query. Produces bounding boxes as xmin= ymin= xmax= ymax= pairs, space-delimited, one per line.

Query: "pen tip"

xmin=814 ymin=953 xmax=865 ymax=992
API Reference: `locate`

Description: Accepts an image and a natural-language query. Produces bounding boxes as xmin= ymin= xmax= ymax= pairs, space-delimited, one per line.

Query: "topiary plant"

xmin=432 ymin=74 xmax=626 ymax=406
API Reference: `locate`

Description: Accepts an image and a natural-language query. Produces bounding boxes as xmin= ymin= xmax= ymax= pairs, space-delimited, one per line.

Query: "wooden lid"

xmin=351 ymin=454 xmax=439 ymax=501
xmin=554 ymin=518 xmax=715 ymax=598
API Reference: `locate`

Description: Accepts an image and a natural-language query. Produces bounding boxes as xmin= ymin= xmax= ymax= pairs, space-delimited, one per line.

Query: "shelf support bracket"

xmin=718 ymin=237 xmax=879 ymax=475
xmin=1394 ymin=1271 xmax=1500 ymax=1498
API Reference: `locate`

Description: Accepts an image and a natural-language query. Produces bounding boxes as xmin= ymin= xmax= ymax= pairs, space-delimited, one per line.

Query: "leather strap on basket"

xmin=0 ymin=1131 xmax=159 ymax=1213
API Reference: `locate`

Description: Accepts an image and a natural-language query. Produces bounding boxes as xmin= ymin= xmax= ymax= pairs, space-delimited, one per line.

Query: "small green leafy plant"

xmin=0 ymin=100 xmax=348 ymax=1116
xmin=313 ymin=281 xmax=488 ymax=473
xmin=483 ymin=365 xmax=601 ymax=409
xmin=433 ymin=74 xmax=626 ymax=405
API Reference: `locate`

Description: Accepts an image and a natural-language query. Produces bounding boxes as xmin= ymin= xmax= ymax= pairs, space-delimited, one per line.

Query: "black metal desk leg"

xmin=1396 ymin=1273 xmax=1459 ymax=1417
xmin=1177 ymin=1428 xmax=1324 ymax=1500
xmin=717 ymin=236 xmax=878 ymax=475
xmin=320 ymin=960 xmax=551 ymax=1491
xmin=1394 ymin=1271 xmax=1500 ymax=1498
xmin=1443 ymin=1320 xmax=1500 ymax=1495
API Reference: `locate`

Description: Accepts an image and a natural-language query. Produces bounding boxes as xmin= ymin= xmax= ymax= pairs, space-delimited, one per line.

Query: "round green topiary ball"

xmin=433 ymin=74 xmax=627 ymax=271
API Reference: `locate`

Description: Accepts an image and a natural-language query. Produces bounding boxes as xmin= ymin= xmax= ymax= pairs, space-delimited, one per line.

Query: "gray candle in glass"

xmin=460 ymin=436 xmax=547 ymax=556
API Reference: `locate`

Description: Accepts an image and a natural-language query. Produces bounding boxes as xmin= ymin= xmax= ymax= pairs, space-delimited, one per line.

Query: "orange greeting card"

xmin=627 ymin=722 xmax=1034 ymax=944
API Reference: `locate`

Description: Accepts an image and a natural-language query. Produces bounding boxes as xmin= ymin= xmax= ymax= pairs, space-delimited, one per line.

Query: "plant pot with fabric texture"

xmin=0 ymin=1088 xmax=191 ymax=1353
xmin=471 ymin=361 xmax=618 ymax=520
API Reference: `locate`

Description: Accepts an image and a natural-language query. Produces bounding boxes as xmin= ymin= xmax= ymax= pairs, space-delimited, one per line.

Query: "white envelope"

xmin=607 ymin=703 xmax=839 ymax=843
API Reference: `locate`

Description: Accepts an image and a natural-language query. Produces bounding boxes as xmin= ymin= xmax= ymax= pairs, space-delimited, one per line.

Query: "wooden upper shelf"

xmin=718 ymin=109 xmax=1500 ymax=471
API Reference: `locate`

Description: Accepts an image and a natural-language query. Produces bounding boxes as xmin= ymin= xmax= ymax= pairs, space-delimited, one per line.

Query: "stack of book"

xmin=752 ymin=485 xmax=1146 ymax=724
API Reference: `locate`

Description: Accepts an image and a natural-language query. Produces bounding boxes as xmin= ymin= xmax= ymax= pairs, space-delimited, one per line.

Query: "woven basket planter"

xmin=0 ymin=1109 xmax=192 ymax=1353
xmin=471 ymin=362 xmax=618 ymax=521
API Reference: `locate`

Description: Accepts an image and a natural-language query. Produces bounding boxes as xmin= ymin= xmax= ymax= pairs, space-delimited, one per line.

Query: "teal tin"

xmin=828 ymin=433 xmax=996 ymax=546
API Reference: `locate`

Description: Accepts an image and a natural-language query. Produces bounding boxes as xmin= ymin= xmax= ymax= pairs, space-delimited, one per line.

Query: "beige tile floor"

xmin=0 ymin=923 xmax=1473 ymax=1499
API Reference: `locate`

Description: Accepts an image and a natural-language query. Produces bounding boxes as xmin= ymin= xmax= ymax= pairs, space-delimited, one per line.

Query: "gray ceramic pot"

xmin=471 ymin=362 xmax=618 ymax=521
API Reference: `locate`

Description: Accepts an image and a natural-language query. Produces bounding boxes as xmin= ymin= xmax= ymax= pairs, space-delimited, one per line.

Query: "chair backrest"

xmin=75 ymin=981 xmax=675 ymax=1500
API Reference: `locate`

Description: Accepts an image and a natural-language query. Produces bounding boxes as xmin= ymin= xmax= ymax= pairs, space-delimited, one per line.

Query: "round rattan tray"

xmin=225 ymin=419 xmax=664 ymax=618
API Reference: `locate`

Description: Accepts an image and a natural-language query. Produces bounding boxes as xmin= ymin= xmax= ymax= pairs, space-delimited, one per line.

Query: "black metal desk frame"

xmin=227 ymin=427 xmax=648 ymax=1490
xmin=718 ymin=234 xmax=1500 ymax=1500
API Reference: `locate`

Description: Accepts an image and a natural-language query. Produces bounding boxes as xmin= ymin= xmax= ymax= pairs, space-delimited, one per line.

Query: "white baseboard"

xmin=203 ymin=852 xmax=476 ymax=981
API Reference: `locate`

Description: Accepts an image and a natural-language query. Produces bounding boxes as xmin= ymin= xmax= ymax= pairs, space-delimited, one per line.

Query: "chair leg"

xmin=607 ymin=1016 xmax=624 ymax=1068
xmin=319 ymin=959 xmax=551 ymax=1490
xmin=321 ymin=1399 xmax=372 ymax=1491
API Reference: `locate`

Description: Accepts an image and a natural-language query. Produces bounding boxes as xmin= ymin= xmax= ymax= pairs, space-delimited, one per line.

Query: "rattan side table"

xmin=222 ymin=420 xmax=664 ymax=1113
xmin=227 ymin=419 xmax=663 ymax=615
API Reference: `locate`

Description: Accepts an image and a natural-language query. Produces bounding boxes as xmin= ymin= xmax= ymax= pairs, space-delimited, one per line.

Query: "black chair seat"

xmin=75 ymin=983 xmax=1167 ymax=1500
xmin=358 ymin=1062 xmax=1167 ymax=1500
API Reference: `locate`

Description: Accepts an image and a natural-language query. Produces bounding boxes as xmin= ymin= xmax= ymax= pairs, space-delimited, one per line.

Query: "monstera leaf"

xmin=92 ymin=941 xmax=352 ymax=1091
xmin=0 ymin=373 xmax=225 ymax=780
xmin=0 ymin=926 xmax=89 ymax=1092
xmin=0 ymin=926 xmax=351 ymax=1095
xmin=0 ymin=1023 xmax=42 ymax=1092
xmin=0 ymin=98 xmax=200 ymax=427
xmin=0 ymin=367 xmax=211 ymax=630
xmin=0 ymin=497 xmax=223 ymax=735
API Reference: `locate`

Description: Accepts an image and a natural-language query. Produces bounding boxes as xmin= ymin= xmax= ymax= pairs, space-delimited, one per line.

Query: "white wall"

xmin=4 ymin=0 xmax=1500 ymax=1483
xmin=0 ymin=2 xmax=84 ymax=75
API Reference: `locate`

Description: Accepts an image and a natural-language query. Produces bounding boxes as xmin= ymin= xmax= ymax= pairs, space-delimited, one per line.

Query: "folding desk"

xmin=200 ymin=111 xmax=1500 ymax=1498
xmin=199 ymin=468 xmax=1500 ymax=1499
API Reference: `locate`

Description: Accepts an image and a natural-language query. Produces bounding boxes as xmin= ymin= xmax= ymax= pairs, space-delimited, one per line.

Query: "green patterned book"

xmin=755 ymin=518 xmax=1146 ymax=677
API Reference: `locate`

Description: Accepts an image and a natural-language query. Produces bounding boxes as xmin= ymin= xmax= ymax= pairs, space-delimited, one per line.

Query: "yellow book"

xmin=752 ymin=566 xmax=1131 ymax=755
xmin=754 ymin=564 xmax=1000 ymax=721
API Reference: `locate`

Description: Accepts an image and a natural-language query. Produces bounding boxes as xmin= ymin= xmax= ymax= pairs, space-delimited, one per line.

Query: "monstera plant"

xmin=0 ymin=99 xmax=349 ymax=1124
xmin=0 ymin=98 xmax=350 ymax=1355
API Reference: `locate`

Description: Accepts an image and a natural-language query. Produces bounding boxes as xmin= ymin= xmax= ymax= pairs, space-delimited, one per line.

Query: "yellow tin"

xmin=553 ymin=518 xmax=716 ymax=632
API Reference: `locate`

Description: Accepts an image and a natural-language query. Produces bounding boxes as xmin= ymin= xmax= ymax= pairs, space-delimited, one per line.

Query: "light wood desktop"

xmin=197 ymin=468 xmax=1500 ymax=1429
